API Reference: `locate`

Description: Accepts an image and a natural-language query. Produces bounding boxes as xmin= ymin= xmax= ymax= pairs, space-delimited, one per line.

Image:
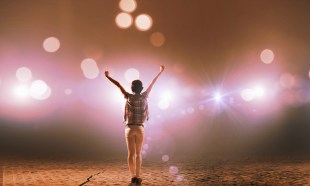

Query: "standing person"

xmin=105 ymin=65 xmax=164 ymax=185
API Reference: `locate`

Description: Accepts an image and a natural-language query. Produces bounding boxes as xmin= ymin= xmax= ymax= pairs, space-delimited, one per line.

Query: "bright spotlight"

xmin=13 ymin=84 xmax=29 ymax=99
xmin=214 ymin=93 xmax=222 ymax=102
xmin=158 ymin=99 xmax=170 ymax=110
xmin=43 ymin=37 xmax=60 ymax=53
xmin=160 ymin=91 xmax=173 ymax=101
xmin=16 ymin=67 xmax=32 ymax=82
xmin=253 ymin=86 xmax=265 ymax=98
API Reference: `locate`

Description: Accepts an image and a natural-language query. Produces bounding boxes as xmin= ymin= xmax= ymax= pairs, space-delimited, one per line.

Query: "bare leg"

xmin=125 ymin=127 xmax=136 ymax=178
xmin=135 ymin=127 xmax=144 ymax=178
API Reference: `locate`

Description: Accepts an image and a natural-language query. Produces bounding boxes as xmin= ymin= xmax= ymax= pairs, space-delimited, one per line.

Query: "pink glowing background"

xmin=0 ymin=0 xmax=310 ymax=161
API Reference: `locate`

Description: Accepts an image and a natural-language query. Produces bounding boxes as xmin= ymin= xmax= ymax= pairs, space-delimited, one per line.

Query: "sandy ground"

xmin=1 ymin=158 xmax=310 ymax=185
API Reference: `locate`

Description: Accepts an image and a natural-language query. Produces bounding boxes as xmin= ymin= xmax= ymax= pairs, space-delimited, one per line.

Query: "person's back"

xmin=125 ymin=92 xmax=149 ymax=125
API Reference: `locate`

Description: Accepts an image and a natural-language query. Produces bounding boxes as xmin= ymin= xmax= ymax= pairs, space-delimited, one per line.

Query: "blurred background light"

xmin=162 ymin=154 xmax=170 ymax=162
xmin=169 ymin=166 xmax=179 ymax=175
xmin=16 ymin=67 xmax=32 ymax=82
xmin=119 ymin=0 xmax=137 ymax=13
xmin=260 ymin=49 xmax=274 ymax=64
xmin=80 ymin=58 xmax=100 ymax=79
xmin=30 ymin=80 xmax=51 ymax=100
xmin=150 ymin=32 xmax=165 ymax=47
xmin=43 ymin=37 xmax=60 ymax=53
xmin=214 ymin=92 xmax=222 ymax=102
xmin=253 ymin=86 xmax=265 ymax=98
xmin=158 ymin=99 xmax=170 ymax=110
xmin=115 ymin=12 xmax=133 ymax=29
xmin=13 ymin=84 xmax=29 ymax=99
xmin=124 ymin=68 xmax=139 ymax=82
xmin=241 ymin=88 xmax=255 ymax=102
xmin=135 ymin=14 xmax=153 ymax=31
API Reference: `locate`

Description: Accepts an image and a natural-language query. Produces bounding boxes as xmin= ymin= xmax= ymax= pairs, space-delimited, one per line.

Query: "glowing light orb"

xmin=161 ymin=91 xmax=173 ymax=101
xmin=150 ymin=32 xmax=165 ymax=47
xmin=241 ymin=88 xmax=255 ymax=102
xmin=30 ymin=80 xmax=51 ymax=100
xmin=43 ymin=37 xmax=60 ymax=53
xmin=135 ymin=14 xmax=153 ymax=31
xmin=16 ymin=67 xmax=32 ymax=82
xmin=253 ymin=86 xmax=265 ymax=98
xmin=158 ymin=99 xmax=170 ymax=110
xmin=64 ymin=88 xmax=72 ymax=95
xmin=80 ymin=58 xmax=100 ymax=79
xmin=280 ymin=73 xmax=295 ymax=89
xmin=124 ymin=68 xmax=139 ymax=82
xmin=119 ymin=0 xmax=137 ymax=13
xmin=169 ymin=166 xmax=179 ymax=175
xmin=115 ymin=12 xmax=133 ymax=29
xmin=13 ymin=84 xmax=29 ymax=98
xmin=214 ymin=93 xmax=222 ymax=102
xmin=260 ymin=49 xmax=274 ymax=64
xmin=162 ymin=155 xmax=170 ymax=162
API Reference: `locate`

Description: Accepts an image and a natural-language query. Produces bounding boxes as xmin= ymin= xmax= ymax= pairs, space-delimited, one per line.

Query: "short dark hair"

xmin=131 ymin=80 xmax=143 ymax=94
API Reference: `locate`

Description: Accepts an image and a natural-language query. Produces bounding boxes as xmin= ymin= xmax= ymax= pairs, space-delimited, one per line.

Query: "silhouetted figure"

xmin=105 ymin=66 xmax=164 ymax=185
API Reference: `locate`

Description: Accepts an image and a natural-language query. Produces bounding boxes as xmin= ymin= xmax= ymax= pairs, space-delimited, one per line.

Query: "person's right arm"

xmin=145 ymin=65 xmax=164 ymax=95
xmin=105 ymin=71 xmax=127 ymax=97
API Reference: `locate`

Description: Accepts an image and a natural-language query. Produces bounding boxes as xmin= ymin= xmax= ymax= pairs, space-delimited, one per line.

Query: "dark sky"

xmin=0 ymin=0 xmax=310 ymax=160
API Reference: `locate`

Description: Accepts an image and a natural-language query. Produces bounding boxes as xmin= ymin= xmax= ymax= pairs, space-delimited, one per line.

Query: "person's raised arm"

xmin=146 ymin=65 xmax=164 ymax=95
xmin=105 ymin=71 xmax=127 ymax=97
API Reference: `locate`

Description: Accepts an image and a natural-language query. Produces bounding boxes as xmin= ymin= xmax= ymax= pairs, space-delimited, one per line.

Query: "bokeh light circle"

xmin=119 ymin=0 xmax=137 ymax=13
xmin=124 ymin=68 xmax=140 ymax=82
xmin=150 ymin=32 xmax=165 ymax=47
xmin=43 ymin=37 xmax=60 ymax=53
xmin=16 ymin=67 xmax=32 ymax=82
xmin=135 ymin=14 xmax=153 ymax=31
xmin=80 ymin=58 xmax=100 ymax=79
xmin=169 ymin=166 xmax=179 ymax=175
xmin=260 ymin=49 xmax=274 ymax=64
xmin=115 ymin=12 xmax=133 ymax=29
xmin=241 ymin=88 xmax=255 ymax=102
xmin=162 ymin=154 xmax=170 ymax=162
xmin=30 ymin=80 xmax=51 ymax=100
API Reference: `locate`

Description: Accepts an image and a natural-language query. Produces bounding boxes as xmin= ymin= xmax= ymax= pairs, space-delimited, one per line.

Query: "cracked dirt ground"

xmin=1 ymin=158 xmax=310 ymax=185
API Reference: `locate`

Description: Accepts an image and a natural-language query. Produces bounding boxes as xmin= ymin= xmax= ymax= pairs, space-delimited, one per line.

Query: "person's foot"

xmin=131 ymin=177 xmax=138 ymax=184
xmin=134 ymin=177 xmax=142 ymax=185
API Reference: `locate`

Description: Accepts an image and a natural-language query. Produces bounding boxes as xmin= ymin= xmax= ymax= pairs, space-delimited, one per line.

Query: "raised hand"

xmin=160 ymin=65 xmax=165 ymax=73
xmin=105 ymin=71 xmax=109 ymax=77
